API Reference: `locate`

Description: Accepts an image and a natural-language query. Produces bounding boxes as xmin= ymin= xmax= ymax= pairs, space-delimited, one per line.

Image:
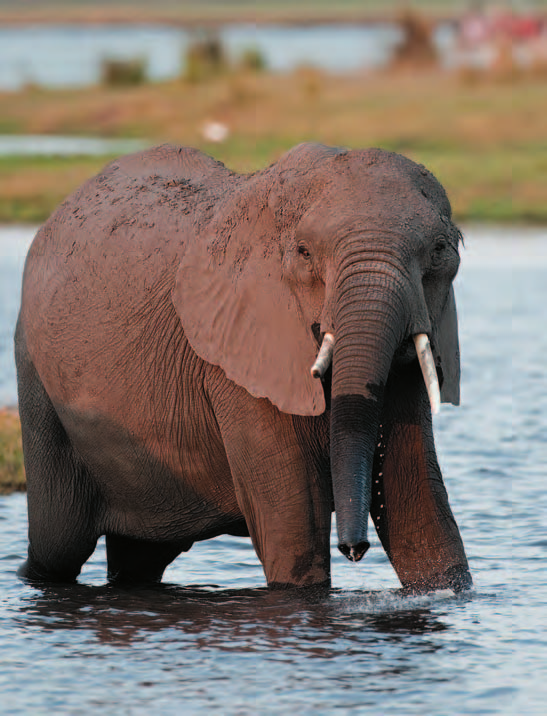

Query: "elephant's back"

xmin=18 ymin=144 xmax=231 ymax=408
xmin=23 ymin=142 xmax=231 ymax=281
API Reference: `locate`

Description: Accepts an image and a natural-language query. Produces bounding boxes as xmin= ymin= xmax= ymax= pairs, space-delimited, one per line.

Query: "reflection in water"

xmin=18 ymin=582 xmax=454 ymax=655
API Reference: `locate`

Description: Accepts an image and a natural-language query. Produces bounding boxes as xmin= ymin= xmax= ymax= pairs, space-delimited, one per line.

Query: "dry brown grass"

xmin=0 ymin=69 xmax=533 ymax=150
xmin=0 ymin=409 xmax=25 ymax=494
xmin=0 ymin=67 xmax=544 ymax=223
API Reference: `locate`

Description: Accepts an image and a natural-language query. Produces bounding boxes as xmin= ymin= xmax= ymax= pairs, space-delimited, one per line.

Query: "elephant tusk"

xmin=413 ymin=334 xmax=441 ymax=415
xmin=311 ymin=332 xmax=335 ymax=379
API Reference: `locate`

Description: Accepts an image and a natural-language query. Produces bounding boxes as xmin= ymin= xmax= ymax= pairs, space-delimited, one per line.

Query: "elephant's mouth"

xmin=319 ymin=363 xmax=333 ymax=410
xmin=310 ymin=326 xmax=440 ymax=417
xmin=393 ymin=336 xmax=421 ymax=364
xmin=310 ymin=321 xmax=440 ymax=564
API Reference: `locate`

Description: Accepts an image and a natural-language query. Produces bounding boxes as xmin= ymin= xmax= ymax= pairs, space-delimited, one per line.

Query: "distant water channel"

xmin=0 ymin=22 xmax=457 ymax=90
xmin=0 ymin=226 xmax=545 ymax=714
xmin=0 ymin=135 xmax=147 ymax=157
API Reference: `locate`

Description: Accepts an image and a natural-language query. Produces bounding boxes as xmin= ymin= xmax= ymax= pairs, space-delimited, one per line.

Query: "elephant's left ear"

xmin=172 ymin=192 xmax=326 ymax=416
xmin=436 ymin=286 xmax=460 ymax=405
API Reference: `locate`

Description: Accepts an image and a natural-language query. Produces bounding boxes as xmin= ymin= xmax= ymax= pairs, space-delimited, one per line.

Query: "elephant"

xmin=15 ymin=142 xmax=472 ymax=593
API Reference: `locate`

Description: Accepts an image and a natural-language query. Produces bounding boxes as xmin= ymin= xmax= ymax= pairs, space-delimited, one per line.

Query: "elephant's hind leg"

xmin=16 ymin=338 xmax=100 ymax=583
xmin=106 ymin=535 xmax=191 ymax=585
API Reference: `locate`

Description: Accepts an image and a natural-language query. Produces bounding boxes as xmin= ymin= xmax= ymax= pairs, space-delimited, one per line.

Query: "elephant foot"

xmin=443 ymin=564 xmax=473 ymax=593
xmin=17 ymin=557 xmax=79 ymax=585
xmin=17 ymin=559 xmax=36 ymax=582
xmin=402 ymin=564 xmax=473 ymax=596
xmin=107 ymin=571 xmax=165 ymax=587
xmin=267 ymin=578 xmax=331 ymax=599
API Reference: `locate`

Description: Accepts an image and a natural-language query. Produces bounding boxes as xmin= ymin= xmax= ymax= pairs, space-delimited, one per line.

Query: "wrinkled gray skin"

xmin=16 ymin=143 xmax=472 ymax=592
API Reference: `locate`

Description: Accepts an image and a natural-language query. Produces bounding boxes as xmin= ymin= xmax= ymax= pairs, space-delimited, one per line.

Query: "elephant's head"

xmin=174 ymin=143 xmax=462 ymax=565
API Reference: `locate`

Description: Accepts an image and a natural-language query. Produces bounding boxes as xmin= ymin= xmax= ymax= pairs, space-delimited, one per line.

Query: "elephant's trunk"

xmin=329 ymin=255 xmax=412 ymax=562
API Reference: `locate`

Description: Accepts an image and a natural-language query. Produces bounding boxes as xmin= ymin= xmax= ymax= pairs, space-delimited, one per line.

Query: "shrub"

xmin=239 ymin=47 xmax=266 ymax=72
xmin=391 ymin=11 xmax=438 ymax=69
xmin=101 ymin=58 xmax=147 ymax=87
xmin=184 ymin=33 xmax=228 ymax=83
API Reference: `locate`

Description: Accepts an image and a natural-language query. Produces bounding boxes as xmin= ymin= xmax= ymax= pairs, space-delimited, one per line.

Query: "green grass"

xmin=0 ymin=141 xmax=539 ymax=225
xmin=0 ymin=154 xmax=120 ymax=223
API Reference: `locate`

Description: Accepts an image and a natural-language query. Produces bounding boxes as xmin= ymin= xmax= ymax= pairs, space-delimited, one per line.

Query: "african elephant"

xmin=16 ymin=142 xmax=472 ymax=592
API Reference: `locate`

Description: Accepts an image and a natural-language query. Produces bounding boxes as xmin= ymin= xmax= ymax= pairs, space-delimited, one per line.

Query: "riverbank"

xmin=0 ymin=409 xmax=24 ymax=495
xmin=1 ymin=67 xmax=542 ymax=224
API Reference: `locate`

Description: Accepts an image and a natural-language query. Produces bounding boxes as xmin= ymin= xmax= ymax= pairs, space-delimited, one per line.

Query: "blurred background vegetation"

xmin=0 ymin=1 xmax=545 ymax=223
xmin=0 ymin=0 xmax=544 ymax=224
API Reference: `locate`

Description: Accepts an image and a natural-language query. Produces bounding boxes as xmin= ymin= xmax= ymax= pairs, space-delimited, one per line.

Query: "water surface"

xmin=0 ymin=22 xmax=457 ymax=90
xmin=0 ymin=135 xmax=147 ymax=157
xmin=0 ymin=226 xmax=545 ymax=714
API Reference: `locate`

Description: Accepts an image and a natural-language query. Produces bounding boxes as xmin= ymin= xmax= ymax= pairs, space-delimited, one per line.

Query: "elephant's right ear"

xmin=171 ymin=189 xmax=326 ymax=416
xmin=437 ymin=286 xmax=460 ymax=405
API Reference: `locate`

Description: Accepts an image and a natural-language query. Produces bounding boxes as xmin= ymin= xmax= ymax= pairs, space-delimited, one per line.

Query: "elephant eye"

xmin=434 ymin=238 xmax=447 ymax=253
xmin=298 ymin=245 xmax=311 ymax=259
xmin=431 ymin=238 xmax=448 ymax=265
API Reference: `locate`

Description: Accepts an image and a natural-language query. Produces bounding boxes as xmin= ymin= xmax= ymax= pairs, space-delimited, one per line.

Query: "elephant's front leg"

xmin=211 ymin=381 xmax=332 ymax=589
xmin=371 ymin=363 xmax=472 ymax=593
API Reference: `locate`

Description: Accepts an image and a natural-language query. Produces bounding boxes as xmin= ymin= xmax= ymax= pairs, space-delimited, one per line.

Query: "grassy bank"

xmin=0 ymin=410 xmax=25 ymax=494
xmin=0 ymin=155 xmax=119 ymax=224
xmin=1 ymin=68 xmax=543 ymax=224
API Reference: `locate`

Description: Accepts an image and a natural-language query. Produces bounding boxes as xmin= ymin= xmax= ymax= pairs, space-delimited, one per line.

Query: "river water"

xmin=0 ymin=22 xmax=457 ymax=90
xmin=0 ymin=225 xmax=545 ymax=714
